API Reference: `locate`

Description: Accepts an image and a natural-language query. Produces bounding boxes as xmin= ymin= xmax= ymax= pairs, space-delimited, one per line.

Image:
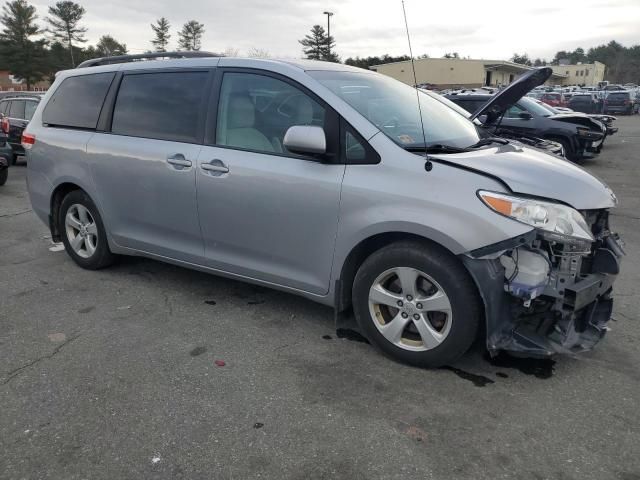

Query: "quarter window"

xmin=112 ymin=71 xmax=208 ymax=143
xmin=215 ymin=72 xmax=325 ymax=156
xmin=43 ymin=73 xmax=114 ymax=129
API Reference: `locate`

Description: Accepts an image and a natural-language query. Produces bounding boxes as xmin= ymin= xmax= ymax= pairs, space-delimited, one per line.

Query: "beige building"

xmin=549 ymin=61 xmax=606 ymax=87
xmin=371 ymin=58 xmax=565 ymax=88
xmin=370 ymin=57 xmax=567 ymax=89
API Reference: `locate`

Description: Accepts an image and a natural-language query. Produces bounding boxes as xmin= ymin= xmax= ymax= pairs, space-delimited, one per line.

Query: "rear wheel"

xmin=10 ymin=152 xmax=17 ymax=166
xmin=352 ymin=241 xmax=481 ymax=368
xmin=0 ymin=168 xmax=7 ymax=186
xmin=59 ymin=190 xmax=115 ymax=269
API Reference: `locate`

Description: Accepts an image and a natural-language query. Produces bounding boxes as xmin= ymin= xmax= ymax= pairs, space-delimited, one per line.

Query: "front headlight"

xmin=478 ymin=191 xmax=594 ymax=242
xmin=577 ymin=127 xmax=602 ymax=140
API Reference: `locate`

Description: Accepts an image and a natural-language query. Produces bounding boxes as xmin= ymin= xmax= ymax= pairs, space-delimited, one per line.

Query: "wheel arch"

xmin=50 ymin=182 xmax=85 ymax=242
xmin=334 ymin=231 xmax=473 ymax=314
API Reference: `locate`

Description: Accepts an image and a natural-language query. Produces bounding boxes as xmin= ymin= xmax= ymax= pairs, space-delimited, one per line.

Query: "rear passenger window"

xmin=111 ymin=72 xmax=208 ymax=143
xmin=9 ymin=100 xmax=25 ymax=119
xmin=43 ymin=73 xmax=114 ymax=129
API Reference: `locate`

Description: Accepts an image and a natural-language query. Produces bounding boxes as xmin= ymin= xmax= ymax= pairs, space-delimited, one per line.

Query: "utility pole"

xmin=323 ymin=11 xmax=334 ymax=59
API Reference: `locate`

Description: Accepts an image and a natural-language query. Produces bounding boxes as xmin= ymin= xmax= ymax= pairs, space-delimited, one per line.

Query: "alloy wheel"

xmin=65 ymin=204 xmax=98 ymax=259
xmin=368 ymin=267 xmax=453 ymax=351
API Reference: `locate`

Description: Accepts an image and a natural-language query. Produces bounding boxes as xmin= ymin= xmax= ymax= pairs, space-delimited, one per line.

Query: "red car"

xmin=540 ymin=92 xmax=566 ymax=108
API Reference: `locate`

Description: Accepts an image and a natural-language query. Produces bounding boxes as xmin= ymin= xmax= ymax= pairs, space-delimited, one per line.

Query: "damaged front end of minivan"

xmin=462 ymin=194 xmax=624 ymax=357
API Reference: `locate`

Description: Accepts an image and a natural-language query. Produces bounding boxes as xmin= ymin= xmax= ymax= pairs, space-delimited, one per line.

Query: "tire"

xmin=59 ymin=190 xmax=115 ymax=269
xmin=352 ymin=241 xmax=481 ymax=368
xmin=552 ymin=136 xmax=580 ymax=163
xmin=10 ymin=152 xmax=17 ymax=166
xmin=0 ymin=168 xmax=7 ymax=186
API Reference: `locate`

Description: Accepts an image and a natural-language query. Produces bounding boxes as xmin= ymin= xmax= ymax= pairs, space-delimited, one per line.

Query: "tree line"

xmin=0 ymin=0 xmax=206 ymax=88
xmin=510 ymin=41 xmax=640 ymax=83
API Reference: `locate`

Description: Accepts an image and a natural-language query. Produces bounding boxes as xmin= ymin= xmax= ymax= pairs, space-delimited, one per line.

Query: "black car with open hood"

xmin=445 ymin=68 xmax=606 ymax=162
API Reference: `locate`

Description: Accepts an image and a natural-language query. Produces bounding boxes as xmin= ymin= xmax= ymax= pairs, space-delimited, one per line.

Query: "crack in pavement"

xmin=1 ymin=334 xmax=81 ymax=386
xmin=0 ymin=209 xmax=32 ymax=219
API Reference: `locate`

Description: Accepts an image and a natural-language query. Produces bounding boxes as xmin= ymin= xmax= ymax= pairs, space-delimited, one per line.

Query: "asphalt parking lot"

xmin=1 ymin=117 xmax=639 ymax=480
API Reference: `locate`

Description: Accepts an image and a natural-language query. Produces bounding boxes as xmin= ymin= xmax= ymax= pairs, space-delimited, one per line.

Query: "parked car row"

xmin=529 ymin=86 xmax=639 ymax=115
xmin=0 ymin=94 xmax=42 ymax=165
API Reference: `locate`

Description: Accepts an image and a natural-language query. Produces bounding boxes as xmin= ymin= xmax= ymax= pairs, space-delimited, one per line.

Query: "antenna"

xmin=401 ymin=0 xmax=430 ymax=163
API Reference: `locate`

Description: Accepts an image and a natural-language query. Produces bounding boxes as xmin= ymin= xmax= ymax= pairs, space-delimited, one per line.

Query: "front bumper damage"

xmin=462 ymin=210 xmax=623 ymax=357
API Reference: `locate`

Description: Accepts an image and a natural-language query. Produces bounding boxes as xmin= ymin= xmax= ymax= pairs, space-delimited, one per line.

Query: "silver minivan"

xmin=25 ymin=53 xmax=623 ymax=367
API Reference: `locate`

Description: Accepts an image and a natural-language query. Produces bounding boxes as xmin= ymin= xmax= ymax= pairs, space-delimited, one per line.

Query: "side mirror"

xmin=283 ymin=125 xmax=326 ymax=156
xmin=519 ymin=111 xmax=533 ymax=120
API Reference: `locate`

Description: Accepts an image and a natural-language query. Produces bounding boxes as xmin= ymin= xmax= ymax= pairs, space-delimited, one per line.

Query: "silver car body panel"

xmin=25 ymin=57 xmax=615 ymax=310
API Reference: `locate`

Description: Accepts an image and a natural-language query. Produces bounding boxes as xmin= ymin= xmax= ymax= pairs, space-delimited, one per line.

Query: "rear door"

xmin=87 ymin=69 xmax=212 ymax=262
xmin=194 ymin=69 xmax=344 ymax=295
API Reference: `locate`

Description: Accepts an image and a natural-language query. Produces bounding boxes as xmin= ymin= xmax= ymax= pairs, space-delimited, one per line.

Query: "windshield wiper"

xmin=404 ymin=144 xmax=468 ymax=154
xmin=468 ymin=137 xmax=509 ymax=149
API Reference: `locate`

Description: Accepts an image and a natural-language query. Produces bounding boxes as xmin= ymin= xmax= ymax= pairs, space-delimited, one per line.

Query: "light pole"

xmin=323 ymin=11 xmax=334 ymax=60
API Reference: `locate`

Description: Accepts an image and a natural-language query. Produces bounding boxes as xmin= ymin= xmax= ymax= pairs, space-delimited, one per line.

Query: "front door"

xmin=196 ymin=70 xmax=344 ymax=295
xmin=87 ymin=70 xmax=211 ymax=262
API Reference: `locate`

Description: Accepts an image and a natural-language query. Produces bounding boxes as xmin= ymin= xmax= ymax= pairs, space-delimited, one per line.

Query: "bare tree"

xmin=247 ymin=47 xmax=270 ymax=58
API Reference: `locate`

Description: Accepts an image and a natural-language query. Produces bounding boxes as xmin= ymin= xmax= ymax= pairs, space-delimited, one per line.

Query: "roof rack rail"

xmin=76 ymin=51 xmax=223 ymax=69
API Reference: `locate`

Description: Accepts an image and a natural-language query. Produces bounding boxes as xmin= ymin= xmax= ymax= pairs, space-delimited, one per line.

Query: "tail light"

xmin=21 ymin=133 xmax=36 ymax=150
xmin=1 ymin=116 xmax=9 ymax=134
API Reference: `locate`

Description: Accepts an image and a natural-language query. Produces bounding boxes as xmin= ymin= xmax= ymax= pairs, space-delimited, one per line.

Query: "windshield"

xmin=520 ymin=97 xmax=554 ymax=116
xmin=309 ymin=70 xmax=480 ymax=149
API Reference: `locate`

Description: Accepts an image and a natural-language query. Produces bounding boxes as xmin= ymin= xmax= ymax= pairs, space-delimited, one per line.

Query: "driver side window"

xmin=216 ymin=72 xmax=325 ymax=156
xmin=505 ymin=104 xmax=527 ymax=119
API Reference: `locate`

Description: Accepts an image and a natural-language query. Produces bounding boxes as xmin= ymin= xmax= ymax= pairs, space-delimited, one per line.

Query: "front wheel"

xmin=59 ymin=190 xmax=115 ymax=269
xmin=352 ymin=241 xmax=481 ymax=368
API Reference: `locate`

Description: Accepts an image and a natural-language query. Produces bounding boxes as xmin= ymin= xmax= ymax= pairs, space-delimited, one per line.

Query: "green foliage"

xmin=46 ymin=1 xmax=87 ymax=66
xmin=151 ymin=17 xmax=170 ymax=52
xmin=96 ymin=35 xmax=127 ymax=57
xmin=345 ymin=54 xmax=411 ymax=70
xmin=551 ymin=42 xmax=640 ymax=83
xmin=0 ymin=0 xmax=48 ymax=88
xmin=443 ymin=52 xmax=459 ymax=59
xmin=511 ymin=53 xmax=532 ymax=66
xmin=178 ymin=20 xmax=205 ymax=51
xmin=299 ymin=25 xmax=337 ymax=62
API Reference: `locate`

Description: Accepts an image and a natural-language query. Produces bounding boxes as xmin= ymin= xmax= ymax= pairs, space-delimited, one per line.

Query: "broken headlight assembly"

xmin=478 ymin=191 xmax=594 ymax=245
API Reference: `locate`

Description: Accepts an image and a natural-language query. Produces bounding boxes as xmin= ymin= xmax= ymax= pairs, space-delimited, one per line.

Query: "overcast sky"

xmin=28 ymin=0 xmax=640 ymax=60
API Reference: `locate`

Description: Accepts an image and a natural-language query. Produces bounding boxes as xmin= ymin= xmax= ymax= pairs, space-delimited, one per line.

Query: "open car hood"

xmin=431 ymin=143 xmax=617 ymax=210
xmin=470 ymin=67 xmax=553 ymax=123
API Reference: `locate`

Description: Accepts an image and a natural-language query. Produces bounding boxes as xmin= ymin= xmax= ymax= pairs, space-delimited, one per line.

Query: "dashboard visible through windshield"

xmin=309 ymin=70 xmax=481 ymax=150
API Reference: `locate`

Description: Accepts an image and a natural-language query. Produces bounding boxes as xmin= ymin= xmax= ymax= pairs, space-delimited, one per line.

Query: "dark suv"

xmin=0 ymin=95 xmax=41 ymax=164
xmin=568 ymin=93 xmax=601 ymax=114
xmin=604 ymin=91 xmax=638 ymax=115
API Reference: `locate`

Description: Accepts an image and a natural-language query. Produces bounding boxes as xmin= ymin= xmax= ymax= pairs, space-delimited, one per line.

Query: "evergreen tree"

xmin=0 ymin=0 xmax=48 ymax=89
xmin=178 ymin=20 xmax=204 ymax=51
xmin=299 ymin=25 xmax=336 ymax=61
xmin=151 ymin=17 xmax=170 ymax=52
xmin=46 ymin=1 xmax=87 ymax=67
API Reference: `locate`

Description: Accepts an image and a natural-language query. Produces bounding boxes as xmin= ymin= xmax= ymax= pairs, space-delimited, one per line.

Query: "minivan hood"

xmin=470 ymin=67 xmax=553 ymax=123
xmin=432 ymin=143 xmax=617 ymax=210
